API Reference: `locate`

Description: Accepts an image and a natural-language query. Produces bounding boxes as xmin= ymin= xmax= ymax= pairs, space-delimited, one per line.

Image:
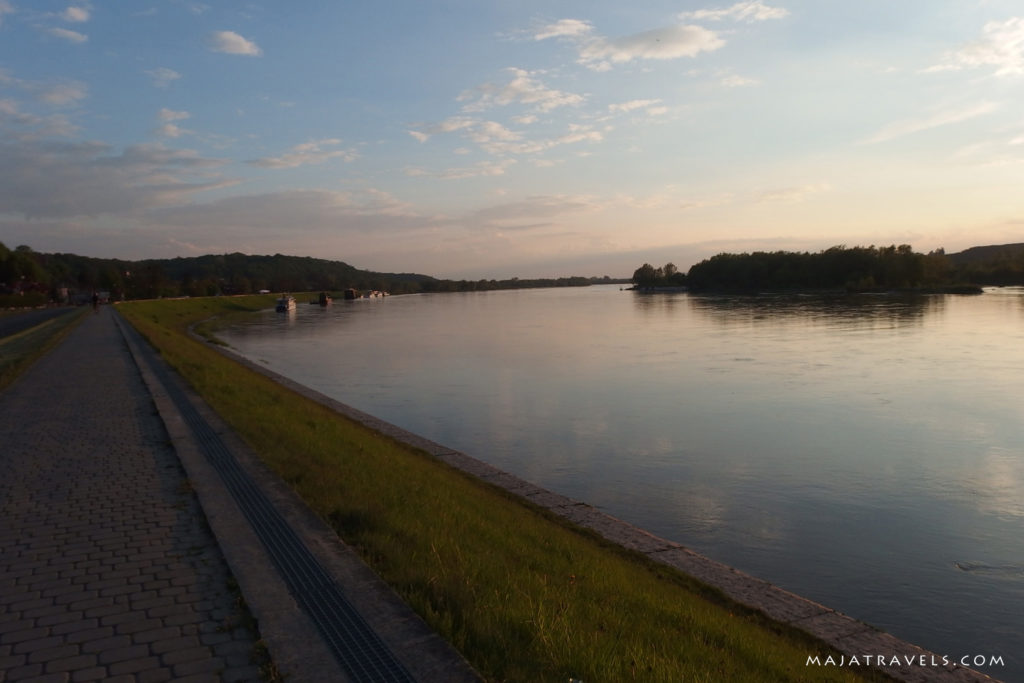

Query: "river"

xmin=219 ymin=285 xmax=1024 ymax=680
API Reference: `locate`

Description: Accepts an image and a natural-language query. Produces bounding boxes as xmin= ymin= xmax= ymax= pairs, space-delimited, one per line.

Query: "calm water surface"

xmin=221 ymin=285 xmax=1024 ymax=680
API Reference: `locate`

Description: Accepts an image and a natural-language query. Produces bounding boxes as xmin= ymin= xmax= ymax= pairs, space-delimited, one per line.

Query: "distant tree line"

xmin=420 ymin=275 xmax=617 ymax=292
xmin=633 ymin=244 xmax=1024 ymax=292
xmin=0 ymin=241 xmax=622 ymax=306
xmin=631 ymin=262 xmax=687 ymax=289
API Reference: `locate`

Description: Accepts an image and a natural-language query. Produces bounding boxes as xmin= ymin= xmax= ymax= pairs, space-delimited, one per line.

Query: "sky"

xmin=2 ymin=1 xmax=1024 ymax=279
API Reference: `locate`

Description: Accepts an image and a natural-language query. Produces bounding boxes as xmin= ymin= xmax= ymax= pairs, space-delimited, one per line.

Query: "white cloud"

xmin=458 ymin=68 xmax=584 ymax=112
xmin=534 ymin=19 xmax=593 ymax=41
xmin=406 ymin=159 xmax=517 ymax=180
xmin=863 ymin=102 xmax=999 ymax=144
xmin=609 ymin=99 xmax=662 ymax=113
xmin=477 ymin=124 xmax=603 ymax=156
xmin=154 ymin=109 xmax=191 ymax=138
xmin=207 ymin=30 xmax=262 ymax=56
xmin=410 ymin=115 xmax=602 ymax=157
xmin=61 ymin=6 xmax=90 ymax=22
xmin=681 ymin=1 xmax=789 ymax=23
xmin=48 ymin=27 xmax=88 ymax=43
xmin=576 ymin=24 xmax=725 ymax=70
xmin=39 ymin=81 xmax=87 ymax=105
xmin=927 ymin=17 xmax=1024 ymax=77
xmin=158 ymin=108 xmax=190 ymax=122
xmin=248 ymin=139 xmax=358 ymax=168
xmin=0 ymin=99 xmax=77 ymax=137
xmin=408 ymin=117 xmax=480 ymax=143
xmin=756 ymin=182 xmax=830 ymax=203
xmin=155 ymin=124 xmax=186 ymax=138
xmin=721 ymin=74 xmax=758 ymax=87
xmin=145 ymin=67 xmax=181 ymax=88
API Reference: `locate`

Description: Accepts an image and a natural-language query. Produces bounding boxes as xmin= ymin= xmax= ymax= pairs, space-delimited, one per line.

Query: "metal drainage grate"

xmin=121 ymin=319 xmax=414 ymax=682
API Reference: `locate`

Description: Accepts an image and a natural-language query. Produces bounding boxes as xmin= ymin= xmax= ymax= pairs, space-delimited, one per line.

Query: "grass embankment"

xmin=0 ymin=307 xmax=87 ymax=390
xmin=119 ymin=295 xmax=887 ymax=683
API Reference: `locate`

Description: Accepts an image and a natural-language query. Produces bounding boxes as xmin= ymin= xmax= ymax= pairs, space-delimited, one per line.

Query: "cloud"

xmin=721 ymin=74 xmax=758 ymax=87
xmin=47 ymin=27 xmax=88 ymax=43
xmin=0 ymin=99 xmax=78 ymax=138
xmin=151 ymin=189 xmax=425 ymax=236
xmin=207 ymin=30 xmax=262 ymax=56
xmin=155 ymin=124 xmax=187 ymax=138
xmin=38 ymin=81 xmax=87 ymax=106
xmin=247 ymin=139 xmax=359 ymax=168
xmin=756 ymin=182 xmax=830 ymax=203
xmin=0 ymin=71 xmax=87 ymax=112
xmin=145 ymin=67 xmax=182 ymax=88
xmin=680 ymin=1 xmax=789 ymax=23
xmin=409 ymin=116 xmax=602 ymax=157
xmin=926 ymin=17 xmax=1024 ymax=77
xmin=534 ymin=19 xmax=593 ymax=41
xmin=458 ymin=68 xmax=584 ymax=112
xmin=608 ymin=99 xmax=662 ymax=113
xmin=482 ymin=126 xmax=602 ymax=156
xmin=0 ymin=140 xmax=229 ymax=220
xmin=863 ymin=102 xmax=998 ymax=144
xmin=154 ymin=109 xmax=191 ymax=138
xmin=405 ymin=159 xmax=516 ymax=180
xmin=470 ymin=194 xmax=595 ymax=227
xmin=576 ymin=24 xmax=725 ymax=70
xmin=0 ymin=1 xmax=14 ymax=26
xmin=158 ymin=108 xmax=189 ymax=122
xmin=61 ymin=6 xmax=90 ymax=22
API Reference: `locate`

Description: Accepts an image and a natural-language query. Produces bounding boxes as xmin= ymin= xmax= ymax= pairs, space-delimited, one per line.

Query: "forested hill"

xmin=0 ymin=242 xmax=617 ymax=304
xmin=633 ymin=243 xmax=1024 ymax=292
xmin=0 ymin=245 xmax=434 ymax=300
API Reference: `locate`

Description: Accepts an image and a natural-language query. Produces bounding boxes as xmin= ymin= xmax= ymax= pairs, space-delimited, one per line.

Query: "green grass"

xmin=0 ymin=307 xmax=87 ymax=390
xmin=119 ymin=295 xmax=890 ymax=683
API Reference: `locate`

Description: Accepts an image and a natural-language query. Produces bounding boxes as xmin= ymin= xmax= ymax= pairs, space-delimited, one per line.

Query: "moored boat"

xmin=275 ymin=295 xmax=296 ymax=312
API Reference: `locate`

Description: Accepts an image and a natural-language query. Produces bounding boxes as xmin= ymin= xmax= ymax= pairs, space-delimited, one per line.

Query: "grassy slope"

xmin=119 ymin=295 xmax=888 ymax=683
xmin=0 ymin=307 xmax=87 ymax=390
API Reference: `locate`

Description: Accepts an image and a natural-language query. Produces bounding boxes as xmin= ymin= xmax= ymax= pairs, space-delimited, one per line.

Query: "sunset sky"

xmin=2 ymin=1 xmax=1024 ymax=278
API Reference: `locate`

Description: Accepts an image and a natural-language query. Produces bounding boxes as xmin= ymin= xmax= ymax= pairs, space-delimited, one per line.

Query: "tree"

xmin=632 ymin=263 xmax=659 ymax=288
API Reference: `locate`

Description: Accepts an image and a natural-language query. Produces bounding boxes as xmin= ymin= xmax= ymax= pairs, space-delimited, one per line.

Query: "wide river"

xmin=220 ymin=285 xmax=1024 ymax=680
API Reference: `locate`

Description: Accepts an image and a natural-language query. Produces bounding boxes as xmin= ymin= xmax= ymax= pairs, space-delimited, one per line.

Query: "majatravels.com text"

xmin=807 ymin=654 xmax=1004 ymax=668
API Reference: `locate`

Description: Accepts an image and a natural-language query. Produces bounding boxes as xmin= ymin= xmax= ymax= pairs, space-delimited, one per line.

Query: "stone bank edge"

xmin=206 ymin=335 xmax=996 ymax=683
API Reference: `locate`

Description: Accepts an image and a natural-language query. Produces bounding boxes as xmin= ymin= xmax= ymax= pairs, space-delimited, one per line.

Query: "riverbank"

xmin=118 ymin=294 xmax=991 ymax=682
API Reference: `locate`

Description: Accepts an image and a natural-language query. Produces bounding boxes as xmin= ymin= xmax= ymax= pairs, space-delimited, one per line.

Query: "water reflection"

xmin=683 ymin=291 xmax=943 ymax=327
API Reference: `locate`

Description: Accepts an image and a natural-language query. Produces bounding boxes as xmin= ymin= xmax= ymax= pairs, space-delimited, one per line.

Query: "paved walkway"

xmin=0 ymin=308 xmax=264 ymax=682
xmin=1 ymin=307 xmax=480 ymax=683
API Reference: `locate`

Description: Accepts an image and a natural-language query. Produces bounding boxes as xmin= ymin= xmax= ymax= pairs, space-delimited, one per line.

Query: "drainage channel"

xmin=119 ymin=319 xmax=415 ymax=683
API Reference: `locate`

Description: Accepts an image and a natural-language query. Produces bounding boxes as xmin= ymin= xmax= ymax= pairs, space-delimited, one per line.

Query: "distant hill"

xmin=0 ymin=242 xmax=438 ymax=301
xmin=1 ymin=242 xmax=617 ymax=304
xmin=947 ymin=243 xmax=1024 ymax=265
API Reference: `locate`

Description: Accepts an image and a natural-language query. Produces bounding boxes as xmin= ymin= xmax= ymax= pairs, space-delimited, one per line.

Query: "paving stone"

xmin=107 ymin=655 xmax=161 ymax=676
xmin=44 ymin=652 xmax=97 ymax=674
xmin=0 ymin=311 xmax=264 ymax=683
xmin=69 ymin=666 xmax=107 ymax=682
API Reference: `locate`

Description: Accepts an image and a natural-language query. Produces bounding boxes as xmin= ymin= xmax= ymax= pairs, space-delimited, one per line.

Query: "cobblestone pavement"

xmin=0 ymin=307 xmax=265 ymax=683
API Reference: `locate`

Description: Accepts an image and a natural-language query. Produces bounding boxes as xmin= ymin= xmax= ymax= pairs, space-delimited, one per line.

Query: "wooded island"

xmin=632 ymin=243 xmax=1024 ymax=292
